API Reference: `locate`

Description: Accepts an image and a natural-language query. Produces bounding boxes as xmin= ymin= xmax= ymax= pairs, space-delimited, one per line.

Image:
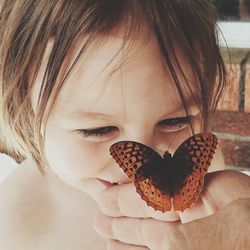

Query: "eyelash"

xmin=158 ymin=116 xmax=190 ymax=128
xmin=77 ymin=116 xmax=191 ymax=139
xmin=77 ymin=126 xmax=118 ymax=139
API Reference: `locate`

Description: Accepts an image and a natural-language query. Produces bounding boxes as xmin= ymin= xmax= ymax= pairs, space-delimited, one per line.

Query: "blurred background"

xmin=215 ymin=0 xmax=250 ymax=20
xmin=212 ymin=0 xmax=250 ymax=175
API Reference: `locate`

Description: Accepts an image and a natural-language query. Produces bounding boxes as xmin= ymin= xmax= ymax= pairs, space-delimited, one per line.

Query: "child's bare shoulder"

xmin=0 ymin=161 xmax=52 ymax=250
xmin=0 ymin=159 xmax=48 ymax=206
xmin=0 ymin=160 xmax=106 ymax=250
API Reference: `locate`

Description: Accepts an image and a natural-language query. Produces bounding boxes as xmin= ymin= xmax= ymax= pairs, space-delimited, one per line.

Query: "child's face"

xmin=32 ymin=30 xmax=201 ymax=201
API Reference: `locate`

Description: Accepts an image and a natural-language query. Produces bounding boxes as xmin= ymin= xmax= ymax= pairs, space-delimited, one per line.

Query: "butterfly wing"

xmin=110 ymin=141 xmax=171 ymax=211
xmin=134 ymin=179 xmax=172 ymax=212
xmin=109 ymin=141 xmax=162 ymax=182
xmin=172 ymin=133 xmax=218 ymax=211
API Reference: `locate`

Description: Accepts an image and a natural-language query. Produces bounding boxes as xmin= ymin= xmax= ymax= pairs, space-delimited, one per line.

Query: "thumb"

xmin=163 ymin=198 xmax=250 ymax=250
xmin=179 ymin=170 xmax=250 ymax=223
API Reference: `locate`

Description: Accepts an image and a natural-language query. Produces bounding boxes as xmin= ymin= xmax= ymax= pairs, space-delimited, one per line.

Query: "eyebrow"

xmin=65 ymin=111 xmax=118 ymax=121
xmin=63 ymin=102 xmax=199 ymax=122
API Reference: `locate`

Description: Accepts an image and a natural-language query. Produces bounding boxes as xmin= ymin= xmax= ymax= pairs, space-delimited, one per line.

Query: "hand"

xmin=94 ymin=170 xmax=250 ymax=249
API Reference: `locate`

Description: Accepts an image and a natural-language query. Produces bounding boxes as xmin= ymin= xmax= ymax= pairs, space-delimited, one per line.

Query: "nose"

xmin=120 ymin=128 xmax=167 ymax=157
xmin=96 ymin=127 xmax=171 ymax=182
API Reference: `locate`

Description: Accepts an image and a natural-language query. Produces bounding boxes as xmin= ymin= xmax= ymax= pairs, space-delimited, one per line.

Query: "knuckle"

xmin=219 ymin=198 xmax=250 ymax=249
xmin=160 ymin=225 xmax=187 ymax=250
xmin=98 ymin=188 xmax=120 ymax=216
xmin=107 ymin=240 xmax=119 ymax=250
xmin=107 ymin=240 xmax=149 ymax=250
xmin=227 ymin=198 xmax=250 ymax=219
xmin=234 ymin=198 xmax=250 ymax=209
xmin=93 ymin=212 xmax=115 ymax=239
xmin=117 ymin=186 xmax=126 ymax=214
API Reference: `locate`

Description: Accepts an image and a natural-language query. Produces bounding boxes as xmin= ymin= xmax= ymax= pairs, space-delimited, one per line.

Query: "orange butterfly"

xmin=109 ymin=133 xmax=218 ymax=212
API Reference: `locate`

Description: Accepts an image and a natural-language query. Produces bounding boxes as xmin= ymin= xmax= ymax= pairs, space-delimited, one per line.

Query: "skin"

xmin=1 ymin=26 xmax=249 ymax=249
xmin=94 ymin=171 xmax=250 ymax=250
xmin=32 ymin=28 xmax=202 ymax=203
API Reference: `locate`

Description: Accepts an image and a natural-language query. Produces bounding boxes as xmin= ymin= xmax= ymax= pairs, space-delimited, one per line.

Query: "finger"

xmin=97 ymin=182 xmax=180 ymax=221
xmin=179 ymin=170 xmax=250 ymax=223
xmin=179 ymin=198 xmax=250 ymax=250
xmin=94 ymin=211 xmax=184 ymax=250
xmin=107 ymin=240 xmax=149 ymax=250
xmin=203 ymin=170 xmax=250 ymax=206
xmin=98 ymin=170 xmax=250 ymax=223
xmin=95 ymin=199 xmax=250 ymax=250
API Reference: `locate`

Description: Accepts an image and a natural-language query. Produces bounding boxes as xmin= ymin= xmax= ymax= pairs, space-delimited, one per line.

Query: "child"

xmin=1 ymin=0 xmax=243 ymax=249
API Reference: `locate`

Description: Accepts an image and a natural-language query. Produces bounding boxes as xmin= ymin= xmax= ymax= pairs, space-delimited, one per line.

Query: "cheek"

xmin=168 ymin=126 xmax=193 ymax=153
xmin=44 ymin=125 xmax=111 ymax=180
xmin=168 ymin=118 xmax=202 ymax=153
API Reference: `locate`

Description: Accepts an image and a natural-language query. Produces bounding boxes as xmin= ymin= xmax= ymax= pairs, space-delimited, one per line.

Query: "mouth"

xmin=97 ymin=179 xmax=130 ymax=188
xmin=97 ymin=179 xmax=119 ymax=188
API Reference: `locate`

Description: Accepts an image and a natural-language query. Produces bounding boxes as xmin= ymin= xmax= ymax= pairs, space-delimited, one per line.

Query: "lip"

xmin=97 ymin=179 xmax=132 ymax=188
xmin=97 ymin=179 xmax=117 ymax=188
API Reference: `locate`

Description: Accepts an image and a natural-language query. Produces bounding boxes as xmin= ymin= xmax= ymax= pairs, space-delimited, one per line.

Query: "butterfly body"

xmin=137 ymin=151 xmax=191 ymax=197
xmin=110 ymin=133 xmax=218 ymax=212
xmin=135 ymin=154 xmax=173 ymax=195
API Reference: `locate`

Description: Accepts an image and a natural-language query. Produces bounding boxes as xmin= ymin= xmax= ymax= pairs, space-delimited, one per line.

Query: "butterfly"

xmin=109 ymin=133 xmax=218 ymax=212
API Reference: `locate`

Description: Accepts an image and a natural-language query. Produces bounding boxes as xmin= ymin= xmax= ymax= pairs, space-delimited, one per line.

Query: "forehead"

xmin=33 ymin=29 xmax=197 ymax=121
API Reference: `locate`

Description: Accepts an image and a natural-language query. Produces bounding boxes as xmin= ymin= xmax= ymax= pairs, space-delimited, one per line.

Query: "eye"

xmin=77 ymin=126 xmax=118 ymax=139
xmin=158 ymin=116 xmax=191 ymax=132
